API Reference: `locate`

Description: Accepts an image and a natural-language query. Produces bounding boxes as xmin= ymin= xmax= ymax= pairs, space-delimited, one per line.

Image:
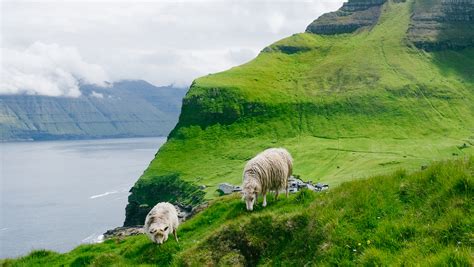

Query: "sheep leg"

xmin=262 ymin=193 xmax=267 ymax=207
xmin=173 ymin=228 xmax=179 ymax=243
xmin=275 ymin=190 xmax=279 ymax=201
xmin=285 ymin=183 xmax=289 ymax=198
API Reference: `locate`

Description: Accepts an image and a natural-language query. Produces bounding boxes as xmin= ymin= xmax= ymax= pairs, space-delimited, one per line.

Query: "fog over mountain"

xmin=1 ymin=0 xmax=344 ymax=95
xmin=2 ymin=42 xmax=110 ymax=97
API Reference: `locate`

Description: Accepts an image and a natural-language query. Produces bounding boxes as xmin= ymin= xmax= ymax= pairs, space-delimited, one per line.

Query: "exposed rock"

xmin=408 ymin=0 xmax=474 ymax=51
xmin=306 ymin=0 xmax=473 ymax=50
xmin=218 ymin=177 xmax=329 ymax=196
xmin=262 ymin=45 xmax=312 ymax=54
xmin=218 ymin=183 xmax=242 ymax=194
xmin=306 ymin=0 xmax=388 ymax=35
xmin=103 ymin=226 xmax=145 ymax=239
xmin=123 ymin=174 xmax=205 ymax=227
xmin=175 ymin=203 xmax=194 ymax=221
xmin=105 ymin=203 xmax=208 ymax=240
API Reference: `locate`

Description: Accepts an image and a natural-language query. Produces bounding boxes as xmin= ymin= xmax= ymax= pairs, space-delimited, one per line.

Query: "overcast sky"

xmin=1 ymin=0 xmax=344 ymax=97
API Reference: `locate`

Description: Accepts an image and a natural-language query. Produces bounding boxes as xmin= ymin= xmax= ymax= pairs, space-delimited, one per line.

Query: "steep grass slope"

xmin=3 ymin=159 xmax=472 ymax=266
xmin=125 ymin=0 xmax=474 ymax=224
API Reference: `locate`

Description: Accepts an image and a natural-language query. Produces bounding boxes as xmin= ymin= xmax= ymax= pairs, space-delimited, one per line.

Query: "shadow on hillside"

xmin=431 ymin=48 xmax=474 ymax=84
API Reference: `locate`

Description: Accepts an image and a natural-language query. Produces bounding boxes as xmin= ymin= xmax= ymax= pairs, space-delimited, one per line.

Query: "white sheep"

xmin=144 ymin=202 xmax=179 ymax=244
xmin=242 ymin=148 xmax=293 ymax=211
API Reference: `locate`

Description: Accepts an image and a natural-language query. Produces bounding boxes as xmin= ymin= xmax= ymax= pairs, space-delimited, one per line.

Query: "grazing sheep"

xmin=242 ymin=148 xmax=293 ymax=211
xmin=144 ymin=202 xmax=179 ymax=244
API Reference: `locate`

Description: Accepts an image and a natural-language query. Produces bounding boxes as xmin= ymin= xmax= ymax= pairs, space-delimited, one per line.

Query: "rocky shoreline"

xmin=103 ymin=203 xmax=209 ymax=240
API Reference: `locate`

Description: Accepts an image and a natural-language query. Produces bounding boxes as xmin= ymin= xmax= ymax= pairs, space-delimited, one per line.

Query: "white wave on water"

xmin=0 ymin=228 xmax=9 ymax=231
xmin=89 ymin=187 xmax=131 ymax=200
xmin=89 ymin=191 xmax=118 ymax=199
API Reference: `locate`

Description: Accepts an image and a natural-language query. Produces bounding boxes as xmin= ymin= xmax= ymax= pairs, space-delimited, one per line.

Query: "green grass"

xmin=3 ymin=158 xmax=472 ymax=266
xmin=5 ymin=0 xmax=473 ymax=264
xmin=128 ymin=0 xmax=474 ymax=219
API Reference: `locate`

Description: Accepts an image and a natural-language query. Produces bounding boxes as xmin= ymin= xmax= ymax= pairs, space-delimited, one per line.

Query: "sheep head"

xmin=242 ymin=180 xmax=259 ymax=211
xmin=148 ymin=223 xmax=170 ymax=244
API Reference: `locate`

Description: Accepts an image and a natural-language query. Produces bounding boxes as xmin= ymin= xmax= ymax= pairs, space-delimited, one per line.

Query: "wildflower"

xmin=358 ymin=243 xmax=361 ymax=246
xmin=367 ymin=240 xmax=371 ymax=245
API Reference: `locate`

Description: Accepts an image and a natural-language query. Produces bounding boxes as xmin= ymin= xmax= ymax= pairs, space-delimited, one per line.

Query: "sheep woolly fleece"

xmin=144 ymin=202 xmax=179 ymax=244
xmin=243 ymin=148 xmax=293 ymax=205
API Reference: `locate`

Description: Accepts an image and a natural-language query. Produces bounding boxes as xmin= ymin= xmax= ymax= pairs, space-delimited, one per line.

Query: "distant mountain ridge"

xmin=0 ymin=80 xmax=187 ymax=141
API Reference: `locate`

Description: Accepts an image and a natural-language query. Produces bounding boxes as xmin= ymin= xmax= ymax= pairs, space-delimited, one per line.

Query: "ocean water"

xmin=0 ymin=137 xmax=165 ymax=258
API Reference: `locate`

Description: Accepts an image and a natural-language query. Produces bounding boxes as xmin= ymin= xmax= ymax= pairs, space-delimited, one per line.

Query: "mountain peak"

xmin=305 ymin=0 xmax=388 ymax=35
xmin=306 ymin=0 xmax=474 ymax=51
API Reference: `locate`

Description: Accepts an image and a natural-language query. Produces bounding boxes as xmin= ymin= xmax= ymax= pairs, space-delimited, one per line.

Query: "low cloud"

xmin=2 ymin=1 xmax=344 ymax=92
xmin=267 ymin=13 xmax=287 ymax=34
xmin=90 ymin=91 xmax=105 ymax=99
xmin=1 ymin=42 xmax=110 ymax=97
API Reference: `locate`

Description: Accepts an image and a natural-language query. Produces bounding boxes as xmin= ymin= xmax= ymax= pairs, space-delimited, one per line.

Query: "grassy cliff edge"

xmin=3 ymin=158 xmax=473 ymax=266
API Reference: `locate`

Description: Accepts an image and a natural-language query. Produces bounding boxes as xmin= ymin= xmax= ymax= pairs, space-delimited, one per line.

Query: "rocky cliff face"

xmin=306 ymin=0 xmax=388 ymax=34
xmin=124 ymin=174 xmax=205 ymax=226
xmin=0 ymin=80 xmax=187 ymax=141
xmin=408 ymin=0 xmax=474 ymax=51
xmin=306 ymin=0 xmax=473 ymax=51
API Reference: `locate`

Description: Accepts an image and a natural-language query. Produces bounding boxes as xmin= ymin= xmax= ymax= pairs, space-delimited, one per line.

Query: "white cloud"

xmin=268 ymin=13 xmax=287 ymax=34
xmin=90 ymin=91 xmax=104 ymax=99
xmin=1 ymin=42 xmax=110 ymax=97
xmin=1 ymin=0 xmax=344 ymax=92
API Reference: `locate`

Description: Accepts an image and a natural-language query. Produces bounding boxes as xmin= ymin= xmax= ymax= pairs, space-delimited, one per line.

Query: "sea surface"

xmin=0 ymin=137 xmax=166 ymax=258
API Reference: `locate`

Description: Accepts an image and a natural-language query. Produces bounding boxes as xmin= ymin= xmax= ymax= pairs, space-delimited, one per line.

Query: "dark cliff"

xmin=306 ymin=0 xmax=388 ymax=34
xmin=408 ymin=0 xmax=474 ymax=50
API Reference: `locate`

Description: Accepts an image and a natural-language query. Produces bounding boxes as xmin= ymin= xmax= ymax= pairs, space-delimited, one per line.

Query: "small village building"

xmin=219 ymin=183 xmax=236 ymax=194
xmin=315 ymin=183 xmax=329 ymax=191
xmin=218 ymin=178 xmax=328 ymax=195
xmin=232 ymin=186 xmax=242 ymax=192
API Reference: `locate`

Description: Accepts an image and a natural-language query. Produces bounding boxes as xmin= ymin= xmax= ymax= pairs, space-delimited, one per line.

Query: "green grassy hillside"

xmin=124 ymin=0 xmax=474 ymax=225
xmin=3 ymin=159 xmax=472 ymax=266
